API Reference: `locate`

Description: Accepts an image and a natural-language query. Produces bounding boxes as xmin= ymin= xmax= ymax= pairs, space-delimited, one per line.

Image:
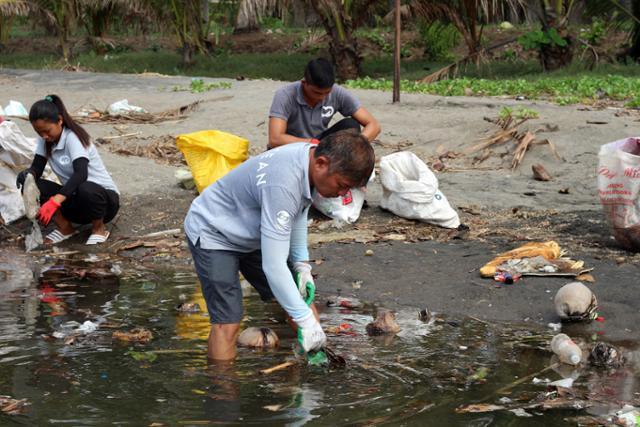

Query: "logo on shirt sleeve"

xmin=321 ymin=106 xmax=334 ymax=118
xmin=276 ymin=210 xmax=291 ymax=229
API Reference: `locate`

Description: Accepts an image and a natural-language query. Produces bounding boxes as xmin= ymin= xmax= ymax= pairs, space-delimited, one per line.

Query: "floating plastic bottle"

xmin=551 ymin=333 xmax=582 ymax=365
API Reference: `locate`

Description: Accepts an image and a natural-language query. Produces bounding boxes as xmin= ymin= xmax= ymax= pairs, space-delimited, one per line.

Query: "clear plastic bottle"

xmin=551 ymin=333 xmax=582 ymax=365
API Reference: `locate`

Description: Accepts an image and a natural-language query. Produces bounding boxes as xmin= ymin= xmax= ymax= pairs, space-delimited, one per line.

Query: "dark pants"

xmin=187 ymin=238 xmax=274 ymax=323
xmin=317 ymin=117 xmax=361 ymax=140
xmin=37 ymin=179 xmax=120 ymax=225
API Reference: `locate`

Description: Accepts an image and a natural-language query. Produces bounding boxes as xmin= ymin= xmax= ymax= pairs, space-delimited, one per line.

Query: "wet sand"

xmin=1 ymin=69 xmax=639 ymax=337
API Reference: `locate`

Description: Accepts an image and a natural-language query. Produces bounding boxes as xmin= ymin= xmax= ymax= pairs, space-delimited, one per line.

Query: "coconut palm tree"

xmin=410 ymin=0 xmax=527 ymax=59
xmin=305 ymin=0 xmax=385 ymax=81
xmin=167 ymin=0 xmax=210 ymax=67
xmin=30 ymin=0 xmax=80 ymax=62
xmin=622 ymin=0 xmax=640 ymax=60
xmin=77 ymin=0 xmax=149 ymax=53
xmin=236 ymin=0 xmax=281 ymax=32
xmin=534 ymin=0 xmax=575 ymax=70
xmin=0 ymin=0 xmax=31 ymax=45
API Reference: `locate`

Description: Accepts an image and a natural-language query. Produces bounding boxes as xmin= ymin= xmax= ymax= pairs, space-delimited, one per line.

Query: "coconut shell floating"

xmin=237 ymin=327 xmax=279 ymax=348
xmin=366 ymin=310 xmax=401 ymax=336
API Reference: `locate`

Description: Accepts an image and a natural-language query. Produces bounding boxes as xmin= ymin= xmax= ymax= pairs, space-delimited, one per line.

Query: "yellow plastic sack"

xmin=176 ymin=130 xmax=249 ymax=193
xmin=479 ymin=241 xmax=562 ymax=277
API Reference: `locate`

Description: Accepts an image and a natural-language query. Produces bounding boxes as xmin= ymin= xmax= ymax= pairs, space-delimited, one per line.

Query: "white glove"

xmin=293 ymin=261 xmax=314 ymax=299
xmin=296 ymin=313 xmax=326 ymax=353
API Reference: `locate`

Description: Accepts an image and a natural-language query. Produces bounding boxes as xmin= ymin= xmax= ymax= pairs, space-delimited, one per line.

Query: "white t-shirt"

xmin=184 ymin=143 xmax=312 ymax=251
xmin=35 ymin=127 xmax=119 ymax=194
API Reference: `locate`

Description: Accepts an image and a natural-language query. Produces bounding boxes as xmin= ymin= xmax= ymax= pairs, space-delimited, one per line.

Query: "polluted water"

xmin=2 ymin=247 xmax=640 ymax=425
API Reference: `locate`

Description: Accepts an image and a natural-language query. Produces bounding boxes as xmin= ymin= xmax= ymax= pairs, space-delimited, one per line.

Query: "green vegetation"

xmin=173 ymin=78 xmax=232 ymax=93
xmin=518 ymin=28 xmax=568 ymax=51
xmin=345 ymin=73 xmax=640 ymax=105
xmin=417 ymin=21 xmax=460 ymax=62
xmin=499 ymin=106 xmax=539 ymax=120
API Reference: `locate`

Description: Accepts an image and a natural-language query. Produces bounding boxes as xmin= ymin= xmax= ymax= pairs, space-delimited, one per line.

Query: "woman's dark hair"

xmin=304 ymin=58 xmax=335 ymax=88
xmin=29 ymin=94 xmax=90 ymax=157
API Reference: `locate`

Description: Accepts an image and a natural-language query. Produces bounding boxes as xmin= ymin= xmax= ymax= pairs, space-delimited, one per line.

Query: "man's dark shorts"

xmin=188 ymin=238 xmax=274 ymax=324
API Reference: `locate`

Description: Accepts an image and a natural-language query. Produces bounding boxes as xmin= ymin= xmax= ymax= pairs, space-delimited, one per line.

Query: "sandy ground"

xmin=1 ymin=68 xmax=640 ymax=341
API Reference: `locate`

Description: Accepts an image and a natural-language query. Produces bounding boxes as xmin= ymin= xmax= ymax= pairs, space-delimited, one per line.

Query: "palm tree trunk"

xmin=627 ymin=0 xmax=640 ymax=60
xmin=537 ymin=0 xmax=573 ymax=71
xmin=308 ymin=0 xmax=361 ymax=81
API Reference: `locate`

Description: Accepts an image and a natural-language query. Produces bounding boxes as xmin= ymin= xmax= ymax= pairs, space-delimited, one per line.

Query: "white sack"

xmin=379 ymin=151 xmax=460 ymax=228
xmin=313 ymin=188 xmax=366 ymax=224
xmin=598 ymin=137 xmax=640 ymax=229
xmin=0 ymin=121 xmax=55 ymax=224
xmin=597 ymin=137 xmax=640 ymax=250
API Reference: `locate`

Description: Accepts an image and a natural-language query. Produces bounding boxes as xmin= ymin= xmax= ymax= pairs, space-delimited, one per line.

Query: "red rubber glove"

xmin=310 ymin=138 xmax=320 ymax=145
xmin=37 ymin=198 xmax=61 ymax=225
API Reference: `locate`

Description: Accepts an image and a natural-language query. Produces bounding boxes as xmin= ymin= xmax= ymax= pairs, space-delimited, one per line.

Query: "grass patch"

xmin=80 ymin=51 xmax=314 ymax=80
xmin=1 ymin=46 xmax=639 ymax=105
xmin=346 ymin=70 xmax=640 ymax=105
xmin=172 ymin=78 xmax=232 ymax=93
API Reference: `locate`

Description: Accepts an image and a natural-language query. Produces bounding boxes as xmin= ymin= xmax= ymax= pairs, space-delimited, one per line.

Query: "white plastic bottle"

xmin=551 ymin=333 xmax=582 ymax=365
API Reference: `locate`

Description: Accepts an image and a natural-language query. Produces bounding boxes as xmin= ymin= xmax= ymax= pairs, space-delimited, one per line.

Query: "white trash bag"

xmin=597 ymin=137 xmax=640 ymax=251
xmin=312 ymin=170 xmax=374 ymax=224
xmin=3 ymin=100 xmax=28 ymax=117
xmin=379 ymin=151 xmax=460 ymax=228
xmin=0 ymin=121 xmax=39 ymax=224
xmin=107 ymin=99 xmax=147 ymax=115
xmin=313 ymin=188 xmax=366 ymax=224
xmin=0 ymin=121 xmax=56 ymax=225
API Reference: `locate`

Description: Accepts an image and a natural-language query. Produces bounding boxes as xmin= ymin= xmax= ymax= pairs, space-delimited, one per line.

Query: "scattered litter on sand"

xmin=74 ymin=100 xmax=203 ymax=124
xmin=479 ymin=241 xmax=591 ymax=278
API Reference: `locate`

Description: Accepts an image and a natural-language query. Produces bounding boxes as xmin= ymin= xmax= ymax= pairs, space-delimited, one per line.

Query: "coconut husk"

xmin=532 ymin=164 xmax=552 ymax=181
xmin=554 ymin=282 xmax=598 ymax=321
xmin=112 ymin=327 xmax=153 ymax=343
xmin=366 ymin=310 xmax=401 ymax=336
xmin=237 ymin=327 xmax=279 ymax=348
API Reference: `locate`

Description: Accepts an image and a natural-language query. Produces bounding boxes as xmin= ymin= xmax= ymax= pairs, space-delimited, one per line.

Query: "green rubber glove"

xmin=293 ymin=262 xmax=315 ymax=306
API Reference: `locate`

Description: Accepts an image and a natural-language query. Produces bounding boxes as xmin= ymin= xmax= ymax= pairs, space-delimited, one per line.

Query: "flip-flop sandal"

xmin=44 ymin=229 xmax=76 ymax=244
xmin=86 ymin=231 xmax=110 ymax=245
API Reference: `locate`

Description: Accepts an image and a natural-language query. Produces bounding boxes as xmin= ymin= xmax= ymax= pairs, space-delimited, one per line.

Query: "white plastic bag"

xmin=597 ymin=137 xmax=640 ymax=250
xmin=0 ymin=121 xmax=39 ymax=223
xmin=3 ymin=100 xmax=28 ymax=117
xmin=313 ymin=188 xmax=366 ymax=224
xmin=0 ymin=121 xmax=56 ymax=224
xmin=107 ymin=99 xmax=147 ymax=115
xmin=379 ymin=151 xmax=460 ymax=228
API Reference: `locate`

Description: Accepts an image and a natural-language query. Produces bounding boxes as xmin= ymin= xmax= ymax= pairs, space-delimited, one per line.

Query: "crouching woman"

xmin=16 ymin=95 xmax=119 ymax=245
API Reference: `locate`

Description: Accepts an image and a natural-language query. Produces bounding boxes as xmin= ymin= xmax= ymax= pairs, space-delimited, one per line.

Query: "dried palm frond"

xmin=236 ymin=0 xmax=288 ymax=31
xmin=0 ymin=0 xmax=32 ymax=16
xmin=75 ymin=100 xmax=202 ymax=124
